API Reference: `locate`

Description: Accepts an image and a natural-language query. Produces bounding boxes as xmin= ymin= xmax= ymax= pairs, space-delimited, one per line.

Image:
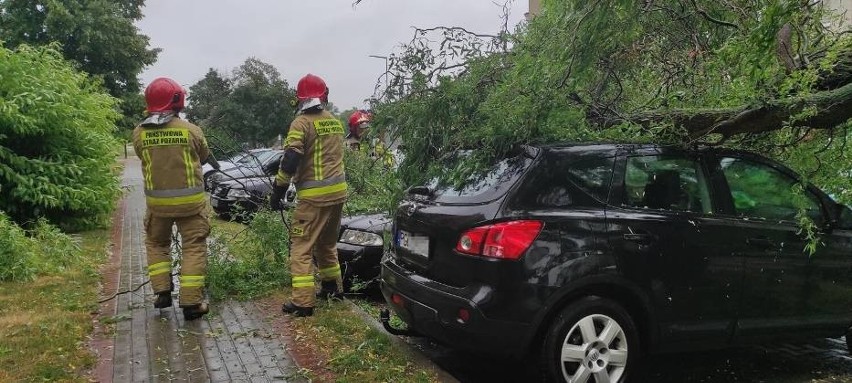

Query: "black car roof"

xmin=536 ymin=142 xmax=751 ymax=155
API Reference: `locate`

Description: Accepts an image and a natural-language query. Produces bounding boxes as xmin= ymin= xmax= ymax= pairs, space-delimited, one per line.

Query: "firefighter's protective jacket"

xmin=132 ymin=117 xmax=210 ymax=217
xmin=276 ymin=110 xmax=347 ymax=206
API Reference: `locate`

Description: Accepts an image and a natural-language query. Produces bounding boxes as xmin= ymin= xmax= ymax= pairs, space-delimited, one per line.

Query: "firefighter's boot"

xmin=282 ymin=301 xmax=314 ymax=317
xmin=182 ymin=302 xmax=209 ymax=321
xmin=154 ymin=291 xmax=173 ymax=309
xmin=316 ymin=280 xmax=343 ymax=301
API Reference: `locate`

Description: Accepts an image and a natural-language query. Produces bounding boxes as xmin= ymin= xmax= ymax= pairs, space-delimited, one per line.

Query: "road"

xmin=402 ymin=329 xmax=851 ymax=382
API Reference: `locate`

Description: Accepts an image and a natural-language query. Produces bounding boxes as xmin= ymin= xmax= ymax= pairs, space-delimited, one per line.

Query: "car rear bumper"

xmin=380 ymin=258 xmax=531 ymax=358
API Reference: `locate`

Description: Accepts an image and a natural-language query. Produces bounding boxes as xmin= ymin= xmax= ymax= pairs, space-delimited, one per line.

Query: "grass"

xmin=291 ymin=299 xmax=439 ymax=383
xmin=0 ymin=229 xmax=111 ymax=383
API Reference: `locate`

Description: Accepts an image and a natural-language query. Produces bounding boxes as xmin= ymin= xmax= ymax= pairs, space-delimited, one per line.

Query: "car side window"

xmin=514 ymin=152 xmax=614 ymax=209
xmin=624 ymin=156 xmax=712 ymax=214
xmin=718 ymin=157 xmax=823 ymax=223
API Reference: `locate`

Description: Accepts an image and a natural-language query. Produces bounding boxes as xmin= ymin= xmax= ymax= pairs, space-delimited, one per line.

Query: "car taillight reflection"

xmin=454 ymin=220 xmax=543 ymax=260
xmin=391 ymin=293 xmax=404 ymax=307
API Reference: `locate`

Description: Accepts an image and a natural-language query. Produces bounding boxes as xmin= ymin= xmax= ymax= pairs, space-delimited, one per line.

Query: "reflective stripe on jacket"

xmin=276 ymin=110 xmax=347 ymax=205
xmin=132 ymin=118 xmax=211 ymax=217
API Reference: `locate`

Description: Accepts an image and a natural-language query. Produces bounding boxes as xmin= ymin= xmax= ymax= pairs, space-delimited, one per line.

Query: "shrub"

xmin=207 ymin=210 xmax=291 ymax=300
xmin=0 ymin=211 xmax=80 ymax=281
xmin=344 ymin=149 xmax=402 ymax=216
xmin=0 ymin=44 xmax=120 ymax=230
xmin=0 ymin=211 xmax=37 ymax=281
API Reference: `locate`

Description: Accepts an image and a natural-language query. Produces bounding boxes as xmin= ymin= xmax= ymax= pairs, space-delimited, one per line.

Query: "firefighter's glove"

xmin=270 ymin=184 xmax=288 ymax=211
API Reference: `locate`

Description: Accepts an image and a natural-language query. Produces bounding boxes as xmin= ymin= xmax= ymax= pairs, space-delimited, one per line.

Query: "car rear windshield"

xmin=425 ymin=151 xmax=534 ymax=204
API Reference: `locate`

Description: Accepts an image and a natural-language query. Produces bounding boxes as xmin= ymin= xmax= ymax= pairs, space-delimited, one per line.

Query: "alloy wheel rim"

xmin=560 ymin=314 xmax=628 ymax=383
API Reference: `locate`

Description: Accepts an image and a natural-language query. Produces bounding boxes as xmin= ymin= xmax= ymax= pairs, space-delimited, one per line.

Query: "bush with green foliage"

xmin=344 ymin=149 xmax=402 ymax=216
xmin=0 ymin=44 xmax=120 ymax=230
xmin=207 ymin=210 xmax=291 ymax=300
xmin=0 ymin=212 xmax=81 ymax=282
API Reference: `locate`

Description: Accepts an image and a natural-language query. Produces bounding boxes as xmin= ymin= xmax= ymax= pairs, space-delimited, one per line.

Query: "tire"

xmin=541 ymin=296 xmax=640 ymax=383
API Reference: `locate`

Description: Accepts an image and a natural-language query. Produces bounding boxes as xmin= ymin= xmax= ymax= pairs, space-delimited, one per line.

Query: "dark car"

xmin=210 ymin=150 xmax=283 ymax=219
xmin=337 ymin=213 xmax=391 ymax=292
xmin=381 ymin=143 xmax=852 ymax=382
xmin=203 ymin=148 xmax=273 ymax=190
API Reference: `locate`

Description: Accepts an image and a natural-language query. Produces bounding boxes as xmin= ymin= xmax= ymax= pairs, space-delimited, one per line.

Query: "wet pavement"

xmin=101 ymin=158 xmax=305 ymax=383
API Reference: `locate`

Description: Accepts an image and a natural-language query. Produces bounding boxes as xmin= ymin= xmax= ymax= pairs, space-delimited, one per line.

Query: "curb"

xmin=343 ymin=300 xmax=460 ymax=383
xmin=89 ymin=190 xmax=127 ymax=383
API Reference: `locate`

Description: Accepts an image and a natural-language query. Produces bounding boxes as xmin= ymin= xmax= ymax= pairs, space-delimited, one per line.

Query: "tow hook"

xmin=380 ymin=309 xmax=421 ymax=337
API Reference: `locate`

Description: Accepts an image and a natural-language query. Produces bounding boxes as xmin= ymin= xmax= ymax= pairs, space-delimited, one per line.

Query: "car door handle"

xmin=746 ymin=237 xmax=777 ymax=249
xmin=623 ymin=233 xmax=653 ymax=242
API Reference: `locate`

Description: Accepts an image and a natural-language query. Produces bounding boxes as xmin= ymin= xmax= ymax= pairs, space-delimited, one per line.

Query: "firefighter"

xmin=132 ymin=77 xmax=219 ymax=321
xmin=270 ymin=74 xmax=347 ymax=317
xmin=347 ymin=110 xmax=395 ymax=167
xmin=346 ymin=110 xmax=371 ymax=151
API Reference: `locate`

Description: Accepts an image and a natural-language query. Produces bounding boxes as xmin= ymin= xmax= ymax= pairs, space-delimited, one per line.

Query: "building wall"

xmin=825 ymin=0 xmax=852 ymax=26
xmin=525 ymin=0 xmax=541 ymax=21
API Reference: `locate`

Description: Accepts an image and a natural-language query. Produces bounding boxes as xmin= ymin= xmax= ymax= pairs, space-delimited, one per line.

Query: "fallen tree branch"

xmin=689 ymin=0 xmax=740 ymax=30
xmin=603 ymin=81 xmax=852 ymax=138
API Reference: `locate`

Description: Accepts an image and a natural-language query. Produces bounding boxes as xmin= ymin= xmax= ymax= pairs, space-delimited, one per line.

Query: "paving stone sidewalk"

xmin=106 ymin=157 xmax=305 ymax=383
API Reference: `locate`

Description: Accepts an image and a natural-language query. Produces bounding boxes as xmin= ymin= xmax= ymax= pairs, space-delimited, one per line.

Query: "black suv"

xmin=381 ymin=143 xmax=852 ymax=382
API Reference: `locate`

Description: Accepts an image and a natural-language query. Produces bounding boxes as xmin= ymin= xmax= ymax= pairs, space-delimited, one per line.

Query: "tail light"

xmin=391 ymin=293 xmax=404 ymax=307
xmin=455 ymin=220 xmax=543 ymax=260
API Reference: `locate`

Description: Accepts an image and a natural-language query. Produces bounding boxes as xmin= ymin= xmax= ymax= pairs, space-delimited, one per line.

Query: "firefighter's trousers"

xmin=289 ymin=200 xmax=344 ymax=307
xmin=144 ymin=211 xmax=211 ymax=306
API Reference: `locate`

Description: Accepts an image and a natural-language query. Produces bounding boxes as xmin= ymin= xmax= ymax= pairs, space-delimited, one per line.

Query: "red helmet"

xmin=296 ymin=74 xmax=328 ymax=102
xmin=348 ymin=110 xmax=372 ymax=129
xmin=145 ymin=77 xmax=186 ymax=113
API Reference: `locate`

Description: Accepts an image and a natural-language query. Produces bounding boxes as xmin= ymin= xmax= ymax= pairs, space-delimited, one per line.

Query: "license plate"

xmin=398 ymin=230 xmax=429 ymax=258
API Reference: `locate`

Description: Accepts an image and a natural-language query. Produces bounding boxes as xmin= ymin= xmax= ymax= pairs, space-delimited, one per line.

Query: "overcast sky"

xmin=136 ymin=0 xmax=527 ymax=110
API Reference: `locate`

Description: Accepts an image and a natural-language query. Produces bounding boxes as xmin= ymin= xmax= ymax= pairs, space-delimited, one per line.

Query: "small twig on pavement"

xmin=98 ymin=272 xmax=178 ymax=304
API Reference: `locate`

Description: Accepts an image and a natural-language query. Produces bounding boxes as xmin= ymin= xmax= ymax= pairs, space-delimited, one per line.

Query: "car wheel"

xmin=542 ymin=296 xmax=639 ymax=383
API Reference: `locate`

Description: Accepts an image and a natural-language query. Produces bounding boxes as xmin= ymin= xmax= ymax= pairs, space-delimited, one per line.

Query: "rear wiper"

xmin=406 ymin=185 xmax=433 ymax=197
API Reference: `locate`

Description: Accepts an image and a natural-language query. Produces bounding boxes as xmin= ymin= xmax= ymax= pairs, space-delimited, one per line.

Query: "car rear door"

xmin=606 ymin=147 xmax=742 ymax=347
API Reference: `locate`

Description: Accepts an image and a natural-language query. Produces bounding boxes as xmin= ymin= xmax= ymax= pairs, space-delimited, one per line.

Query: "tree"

xmin=0 ymin=0 xmax=160 ymax=129
xmin=0 ymin=45 xmax=120 ymax=229
xmin=186 ymin=69 xmax=232 ymax=125
xmin=372 ymin=0 xmax=852 ymax=201
xmin=186 ymin=58 xmax=297 ymax=151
